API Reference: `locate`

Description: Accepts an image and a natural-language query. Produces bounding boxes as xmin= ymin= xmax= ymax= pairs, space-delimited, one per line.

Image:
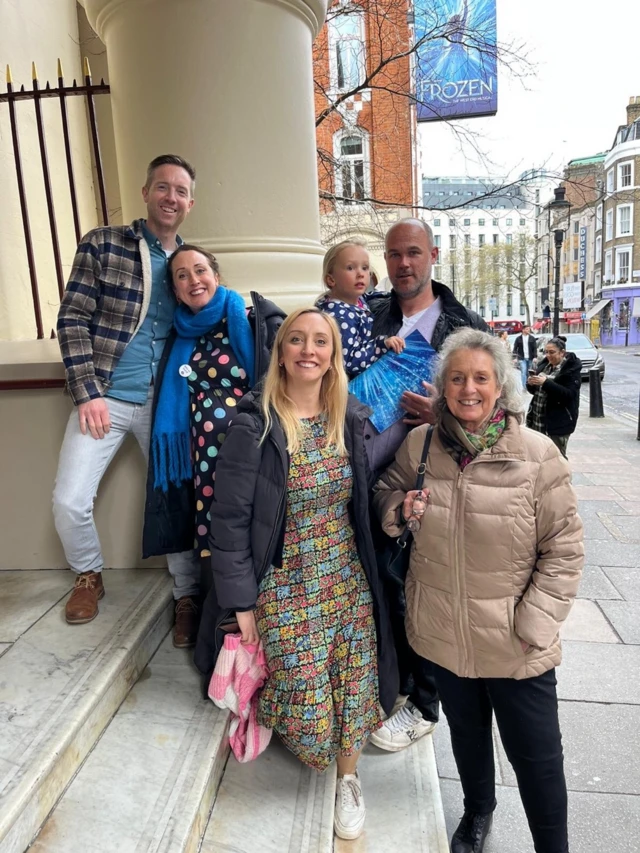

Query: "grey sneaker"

xmin=369 ymin=700 xmax=436 ymax=752
xmin=334 ymin=773 xmax=366 ymax=840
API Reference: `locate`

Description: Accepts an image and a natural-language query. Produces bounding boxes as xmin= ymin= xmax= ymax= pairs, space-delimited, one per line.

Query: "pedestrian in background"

xmin=526 ymin=335 xmax=582 ymax=458
xmin=498 ymin=329 xmax=511 ymax=351
xmin=195 ymin=308 xmax=398 ymax=842
xmin=512 ymin=323 xmax=537 ymax=386
xmin=374 ymin=328 xmax=583 ymax=853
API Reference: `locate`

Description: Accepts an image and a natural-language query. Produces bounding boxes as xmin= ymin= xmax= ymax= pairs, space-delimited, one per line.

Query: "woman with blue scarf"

xmin=142 ymin=244 xmax=285 ymax=647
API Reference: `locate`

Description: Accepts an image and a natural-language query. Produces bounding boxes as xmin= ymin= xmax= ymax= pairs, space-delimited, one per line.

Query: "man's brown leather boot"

xmin=173 ymin=596 xmax=199 ymax=648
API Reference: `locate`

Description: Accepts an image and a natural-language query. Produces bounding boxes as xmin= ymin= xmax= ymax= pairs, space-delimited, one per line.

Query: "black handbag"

xmin=385 ymin=426 xmax=434 ymax=586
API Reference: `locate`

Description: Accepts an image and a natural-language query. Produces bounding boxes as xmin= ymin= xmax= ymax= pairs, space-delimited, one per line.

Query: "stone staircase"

xmin=0 ymin=569 xmax=449 ymax=853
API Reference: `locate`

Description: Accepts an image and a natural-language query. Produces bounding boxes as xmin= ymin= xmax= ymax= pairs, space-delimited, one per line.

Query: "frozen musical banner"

xmin=349 ymin=332 xmax=438 ymax=434
xmin=415 ymin=0 xmax=498 ymax=122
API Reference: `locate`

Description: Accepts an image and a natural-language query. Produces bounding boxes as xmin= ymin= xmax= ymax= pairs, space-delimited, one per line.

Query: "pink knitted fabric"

xmin=208 ymin=632 xmax=272 ymax=762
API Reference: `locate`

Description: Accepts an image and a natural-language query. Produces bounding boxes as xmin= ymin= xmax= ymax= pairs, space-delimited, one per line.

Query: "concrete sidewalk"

xmin=433 ymin=405 xmax=640 ymax=852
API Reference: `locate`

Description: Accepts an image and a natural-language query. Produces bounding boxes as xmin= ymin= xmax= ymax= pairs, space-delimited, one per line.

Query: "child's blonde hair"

xmin=322 ymin=238 xmax=368 ymax=290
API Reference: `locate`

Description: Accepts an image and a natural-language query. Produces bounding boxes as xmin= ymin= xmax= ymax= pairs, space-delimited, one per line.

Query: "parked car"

xmin=533 ymin=333 xmax=605 ymax=381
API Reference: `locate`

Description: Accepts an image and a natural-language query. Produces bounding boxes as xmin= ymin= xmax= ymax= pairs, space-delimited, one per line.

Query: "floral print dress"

xmin=187 ymin=318 xmax=249 ymax=557
xmin=255 ymin=416 xmax=382 ymax=771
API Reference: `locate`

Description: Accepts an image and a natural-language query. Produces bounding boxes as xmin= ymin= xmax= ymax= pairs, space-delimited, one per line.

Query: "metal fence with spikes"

xmin=0 ymin=58 xmax=110 ymax=339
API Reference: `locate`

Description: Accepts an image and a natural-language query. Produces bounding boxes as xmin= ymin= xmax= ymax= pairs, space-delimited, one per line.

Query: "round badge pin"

xmin=178 ymin=364 xmax=192 ymax=378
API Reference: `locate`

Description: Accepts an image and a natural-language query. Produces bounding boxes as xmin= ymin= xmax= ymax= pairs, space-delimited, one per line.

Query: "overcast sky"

xmin=418 ymin=0 xmax=640 ymax=182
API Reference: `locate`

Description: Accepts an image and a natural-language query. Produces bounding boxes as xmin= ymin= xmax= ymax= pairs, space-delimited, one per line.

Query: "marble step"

xmin=201 ymin=732 xmax=448 ymax=852
xmin=29 ymin=635 xmax=230 ymax=853
xmin=0 ymin=568 xmax=174 ymax=853
xmin=334 ymin=737 xmax=449 ymax=853
xmin=201 ymin=738 xmax=335 ymax=853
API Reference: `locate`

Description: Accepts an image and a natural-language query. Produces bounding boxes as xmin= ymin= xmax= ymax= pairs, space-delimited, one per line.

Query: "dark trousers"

xmin=433 ymin=664 xmax=568 ymax=853
xmin=377 ymin=546 xmax=439 ymax=722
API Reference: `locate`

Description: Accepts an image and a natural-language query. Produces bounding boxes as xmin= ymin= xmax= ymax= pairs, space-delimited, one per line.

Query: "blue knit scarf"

xmin=151 ymin=285 xmax=255 ymax=492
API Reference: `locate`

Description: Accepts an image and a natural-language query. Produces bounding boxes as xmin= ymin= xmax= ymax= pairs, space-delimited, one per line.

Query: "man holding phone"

xmin=513 ymin=324 xmax=537 ymax=387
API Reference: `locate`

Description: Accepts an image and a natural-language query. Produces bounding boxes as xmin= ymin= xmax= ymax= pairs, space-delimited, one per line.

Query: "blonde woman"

xmin=195 ymin=308 xmax=398 ymax=840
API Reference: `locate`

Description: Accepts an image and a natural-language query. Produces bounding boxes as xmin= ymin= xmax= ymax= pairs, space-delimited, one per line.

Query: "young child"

xmin=316 ymin=240 xmax=404 ymax=377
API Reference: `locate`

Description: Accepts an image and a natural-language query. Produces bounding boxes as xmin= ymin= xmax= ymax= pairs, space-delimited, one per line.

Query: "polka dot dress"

xmin=188 ymin=317 xmax=249 ymax=557
xmin=316 ymin=295 xmax=388 ymax=377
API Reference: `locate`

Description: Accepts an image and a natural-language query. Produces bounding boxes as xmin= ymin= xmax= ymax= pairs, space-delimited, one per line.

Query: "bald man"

xmin=367 ymin=218 xmax=488 ymax=753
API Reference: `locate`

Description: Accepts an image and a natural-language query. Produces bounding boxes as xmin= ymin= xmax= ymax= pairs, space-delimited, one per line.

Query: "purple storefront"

xmin=598 ymin=286 xmax=640 ymax=347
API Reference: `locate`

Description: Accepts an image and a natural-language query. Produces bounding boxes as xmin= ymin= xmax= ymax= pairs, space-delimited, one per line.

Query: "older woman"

xmin=527 ymin=335 xmax=582 ymax=458
xmin=195 ymin=308 xmax=398 ymax=841
xmin=374 ymin=328 xmax=583 ymax=853
xmin=142 ymin=244 xmax=284 ymax=647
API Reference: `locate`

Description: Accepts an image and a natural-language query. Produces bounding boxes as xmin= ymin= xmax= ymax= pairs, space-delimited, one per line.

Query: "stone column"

xmin=82 ymin=0 xmax=327 ymax=312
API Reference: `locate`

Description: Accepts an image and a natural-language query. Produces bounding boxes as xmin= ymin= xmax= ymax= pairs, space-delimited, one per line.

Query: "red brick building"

xmin=313 ymin=1 xmax=416 ymax=217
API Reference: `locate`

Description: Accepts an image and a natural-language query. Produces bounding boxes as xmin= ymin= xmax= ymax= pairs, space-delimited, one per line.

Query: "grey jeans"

xmin=52 ymin=389 xmax=200 ymax=600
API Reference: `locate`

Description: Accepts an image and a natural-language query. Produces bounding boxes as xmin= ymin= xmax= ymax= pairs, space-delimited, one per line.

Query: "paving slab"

xmin=581 ymin=516 xmax=616 ymax=540
xmin=600 ymin=515 xmax=640 ymax=542
xmin=576 ymin=565 xmax=622 ymax=600
xmin=573 ymin=485 xmax=623 ymax=501
xmin=575 ymin=500 xmax=633 ymax=518
xmin=602 ymin=567 xmax=640 ymax=601
xmin=558 ymin=642 xmax=640 ymax=704
xmin=442 ymin=780 xmax=640 ymax=853
xmin=497 ymin=701 xmax=640 ymax=795
xmin=560 ymin=600 xmax=620 ymax=643
xmin=598 ymin=601 xmax=640 ymax=644
xmin=0 ymin=644 xmax=11 ymax=659
xmin=0 ymin=570 xmax=73 ymax=642
xmin=584 ymin=540 xmax=640 ymax=568
xmin=618 ymin=501 xmax=640 ymax=516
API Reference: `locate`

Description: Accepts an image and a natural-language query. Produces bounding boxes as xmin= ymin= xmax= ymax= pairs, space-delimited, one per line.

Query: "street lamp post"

xmin=553 ymin=228 xmax=564 ymax=336
xmin=547 ymin=186 xmax=572 ymax=337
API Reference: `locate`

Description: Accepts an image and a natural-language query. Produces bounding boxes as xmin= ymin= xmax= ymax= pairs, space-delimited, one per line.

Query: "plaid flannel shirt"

xmin=57 ymin=219 xmax=154 ymax=405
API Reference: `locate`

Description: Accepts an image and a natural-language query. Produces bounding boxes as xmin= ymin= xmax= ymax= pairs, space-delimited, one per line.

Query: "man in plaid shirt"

xmin=53 ymin=154 xmax=201 ymax=646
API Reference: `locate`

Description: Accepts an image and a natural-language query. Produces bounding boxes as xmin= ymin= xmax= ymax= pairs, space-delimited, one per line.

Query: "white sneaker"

xmin=334 ymin=773 xmax=366 ymax=840
xmin=369 ymin=701 xmax=436 ymax=752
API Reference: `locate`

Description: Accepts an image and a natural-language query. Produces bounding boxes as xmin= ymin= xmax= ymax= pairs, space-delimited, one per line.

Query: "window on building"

xmin=506 ymin=234 xmax=513 ymax=245
xmin=573 ymin=221 xmax=580 ymax=234
xmin=606 ymin=169 xmax=614 ymax=193
xmin=492 ymin=218 xmax=499 ymax=226
xmin=605 ymin=209 xmax=614 ymax=241
xmin=506 ymin=218 xmax=513 ymax=226
xmin=617 ymin=204 xmax=633 ymax=237
xmin=604 ymin=250 xmax=613 ymax=282
xmin=433 ymin=265 xmax=441 ymax=280
xmin=478 ymin=234 xmax=485 ymax=247
xmin=434 ymin=235 xmax=441 ymax=248
xmin=449 ymin=218 xmax=456 ymax=227
xmin=616 ymin=249 xmax=630 ymax=282
xmin=595 ymin=271 xmax=602 ymax=293
xmin=335 ymin=133 xmax=367 ymax=203
xmin=493 ymin=234 xmax=499 ymax=244
xmin=479 ymin=304 xmax=485 ymax=317
xmin=449 ymin=234 xmax=457 ymax=249
xmin=478 ymin=218 xmax=485 ymax=226
xmin=330 ymin=11 xmax=366 ymax=91
xmin=573 ymin=248 xmax=579 ymax=261
xmin=595 ymin=235 xmax=602 ymax=263
xmin=464 ymin=234 xmax=471 ymax=246
xmin=618 ymin=161 xmax=633 ymax=188
xmin=519 ymin=218 xmax=526 ymax=226
xmin=596 ymin=204 xmax=603 ymax=232
xmin=520 ymin=300 xmax=526 ymax=317
xmin=433 ymin=218 xmax=441 ymax=227
xmin=464 ymin=218 xmax=471 ymax=226
xmin=506 ymin=295 xmax=512 ymax=314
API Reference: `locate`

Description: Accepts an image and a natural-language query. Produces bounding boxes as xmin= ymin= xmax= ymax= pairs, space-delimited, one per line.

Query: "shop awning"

xmin=585 ymin=298 xmax=612 ymax=320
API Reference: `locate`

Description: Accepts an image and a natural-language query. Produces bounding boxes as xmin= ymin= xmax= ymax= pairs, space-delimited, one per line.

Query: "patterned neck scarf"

xmin=439 ymin=406 xmax=507 ymax=470
xmin=526 ymin=356 xmax=565 ymax=434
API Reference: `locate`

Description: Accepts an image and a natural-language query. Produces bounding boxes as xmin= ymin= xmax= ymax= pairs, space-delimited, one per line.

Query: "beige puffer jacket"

xmin=374 ymin=416 xmax=584 ymax=680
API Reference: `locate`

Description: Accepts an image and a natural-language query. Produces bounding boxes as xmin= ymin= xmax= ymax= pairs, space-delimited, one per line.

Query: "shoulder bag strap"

xmin=398 ymin=426 xmax=433 ymax=547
